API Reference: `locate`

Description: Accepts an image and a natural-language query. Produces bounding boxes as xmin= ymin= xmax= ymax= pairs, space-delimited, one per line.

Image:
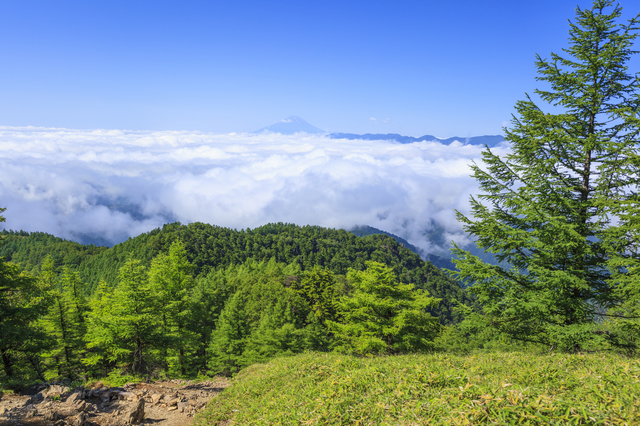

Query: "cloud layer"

xmin=0 ymin=126 xmax=509 ymax=254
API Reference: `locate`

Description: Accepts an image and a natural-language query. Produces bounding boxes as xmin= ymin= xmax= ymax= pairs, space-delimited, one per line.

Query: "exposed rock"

xmin=165 ymin=397 xmax=179 ymax=407
xmin=71 ymin=412 xmax=88 ymax=426
xmin=126 ymin=398 xmax=145 ymax=424
xmin=46 ymin=385 xmax=70 ymax=397
xmin=118 ymin=391 xmax=134 ymax=401
xmin=0 ymin=378 xmax=228 ymax=426
xmin=66 ymin=392 xmax=81 ymax=404
xmin=150 ymin=393 xmax=164 ymax=405
xmin=27 ymin=391 xmax=45 ymax=405
xmin=43 ymin=409 xmax=58 ymax=420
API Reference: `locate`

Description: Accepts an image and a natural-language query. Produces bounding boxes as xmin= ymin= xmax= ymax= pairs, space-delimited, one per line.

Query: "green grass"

xmin=195 ymin=351 xmax=640 ymax=425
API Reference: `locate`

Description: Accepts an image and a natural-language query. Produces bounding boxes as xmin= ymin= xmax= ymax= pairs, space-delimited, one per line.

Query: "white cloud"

xmin=0 ymin=125 xmax=510 ymax=254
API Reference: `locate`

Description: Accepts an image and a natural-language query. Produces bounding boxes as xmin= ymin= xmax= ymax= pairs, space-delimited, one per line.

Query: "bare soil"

xmin=0 ymin=378 xmax=230 ymax=426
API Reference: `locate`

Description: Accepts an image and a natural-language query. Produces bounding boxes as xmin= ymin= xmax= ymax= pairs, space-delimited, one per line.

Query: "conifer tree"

xmin=452 ymin=0 xmax=640 ymax=351
xmin=187 ymin=269 xmax=235 ymax=374
xmin=148 ymin=241 xmax=194 ymax=375
xmin=40 ymin=258 xmax=76 ymax=378
xmin=242 ymin=306 xmax=306 ymax=366
xmin=83 ymin=280 xmax=114 ymax=375
xmin=291 ymin=267 xmax=340 ymax=350
xmin=329 ymin=262 xmax=440 ymax=355
xmin=40 ymin=263 xmax=89 ymax=379
xmin=84 ymin=260 xmax=160 ymax=374
xmin=0 ymin=209 xmax=49 ymax=380
xmin=208 ymin=292 xmax=251 ymax=375
xmin=0 ymin=260 xmax=48 ymax=378
xmin=59 ymin=268 xmax=88 ymax=375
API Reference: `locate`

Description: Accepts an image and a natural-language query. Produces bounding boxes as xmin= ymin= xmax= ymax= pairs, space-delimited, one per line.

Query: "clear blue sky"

xmin=1 ymin=0 xmax=638 ymax=137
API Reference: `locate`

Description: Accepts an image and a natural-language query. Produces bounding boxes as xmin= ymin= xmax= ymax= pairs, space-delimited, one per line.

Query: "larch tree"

xmin=148 ymin=241 xmax=194 ymax=375
xmin=0 ymin=208 xmax=49 ymax=380
xmin=452 ymin=0 xmax=640 ymax=352
xmin=329 ymin=261 xmax=440 ymax=355
xmin=84 ymin=260 xmax=160 ymax=375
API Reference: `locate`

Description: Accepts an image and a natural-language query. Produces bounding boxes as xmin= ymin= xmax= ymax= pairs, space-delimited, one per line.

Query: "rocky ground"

xmin=0 ymin=378 xmax=230 ymax=426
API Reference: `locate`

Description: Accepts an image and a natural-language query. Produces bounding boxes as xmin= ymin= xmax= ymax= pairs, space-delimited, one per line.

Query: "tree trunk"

xmin=27 ymin=354 xmax=46 ymax=381
xmin=1 ymin=348 xmax=14 ymax=377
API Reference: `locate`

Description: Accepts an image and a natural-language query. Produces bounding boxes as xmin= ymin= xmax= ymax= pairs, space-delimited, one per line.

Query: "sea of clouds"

xmin=0 ymin=125 xmax=510 ymax=255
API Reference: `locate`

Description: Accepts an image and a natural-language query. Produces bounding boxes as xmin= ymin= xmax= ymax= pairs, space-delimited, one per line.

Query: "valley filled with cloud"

xmin=0 ymin=125 xmax=509 ymax=255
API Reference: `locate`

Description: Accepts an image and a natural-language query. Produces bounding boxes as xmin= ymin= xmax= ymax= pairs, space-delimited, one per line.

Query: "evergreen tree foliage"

xmin=148 ymin=241 xmax=195 ymax=375
xmin=39 ymin=260 xmax=88 ymax=379
xmin=0 ymin=205 xmax=476 ymax=380
xmin=0 ymin=260 xmax=49 ymax=379
xmin=0 ymin=230 xmax=107 ymax=277
xmin=1 ymin=222 xmax=471 ymax=324
xmin=241 ymin=307 xmax=307 ymax=366
xmin=291 ymin=267 xmax=339 ymax=325
xmin=329 ymin=262 xmax=441 ymax=355
xmin=208 ymin=291 xmax=251 ymax=375
xmin=84 ymin=260 xmax=161 ymax=375
xmin=82 ymin=280 xmax=113 ymax=376
xmin=452 ymin=0 xmax=640 ymax=352
xmin=290 ymin=267 xmax=342 ymax=350
xmin=185 ymin=269 xmax=235 ymax=374
xmin=207 ymin=259 xmax=311 ymax=375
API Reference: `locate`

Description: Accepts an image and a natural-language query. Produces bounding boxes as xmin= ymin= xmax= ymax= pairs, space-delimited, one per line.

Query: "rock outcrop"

xmin=0 ymin=379 xmax=229 ymax=425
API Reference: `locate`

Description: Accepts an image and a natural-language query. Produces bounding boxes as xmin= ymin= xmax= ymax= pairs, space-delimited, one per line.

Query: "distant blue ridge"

xmin=254 ymin=116 xmax=505 ymax=146
xmin=329 ymin=133 xmax=505 ymax=147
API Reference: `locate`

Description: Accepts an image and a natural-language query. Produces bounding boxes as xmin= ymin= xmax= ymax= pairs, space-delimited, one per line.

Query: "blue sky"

xmin=1 ymin=0 xmax=638 ymax=137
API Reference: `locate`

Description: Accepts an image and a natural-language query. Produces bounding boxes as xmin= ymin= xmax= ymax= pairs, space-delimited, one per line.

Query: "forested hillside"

xmin=0 ymin=230 xmax=108 ymax=274
xmin=0 ymin=222 xmax=471 ymax=322
xmin=1 ymin=218 xmax=470 ymax=385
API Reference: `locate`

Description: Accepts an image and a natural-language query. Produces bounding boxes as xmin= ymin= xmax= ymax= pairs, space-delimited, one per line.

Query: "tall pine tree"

xmin=0 ymin=208 xmax=49 ymax=380
xmin=452 ymin=0 xmax=640 ymax=352
xmin=148 ymin=241 xmax=194 ymax=375
xmin=84 ymin=259 xmax=161 ymax=375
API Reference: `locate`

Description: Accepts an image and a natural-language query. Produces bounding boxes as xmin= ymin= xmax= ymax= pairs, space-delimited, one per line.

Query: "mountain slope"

xmin=0 ymin=223 xmax=475 ymax=324
xmin=253 ymin=116 xmax=325 ymax=134
xmin=349 ymin=225 xmax=455 ymax=270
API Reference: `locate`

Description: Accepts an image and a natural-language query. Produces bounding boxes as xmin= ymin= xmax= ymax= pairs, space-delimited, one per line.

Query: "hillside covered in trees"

xmin=0 ymin=222 xmax=471 ymax=321
xmin=0 ymin=221 xmax=475 ymax=385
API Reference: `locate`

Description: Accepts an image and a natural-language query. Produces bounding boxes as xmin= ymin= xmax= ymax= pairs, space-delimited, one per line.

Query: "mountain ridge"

xmin=329 ymin=132 xmax=505 ymax=147
xmin=252 ymin=115 xmax=504 ymax=146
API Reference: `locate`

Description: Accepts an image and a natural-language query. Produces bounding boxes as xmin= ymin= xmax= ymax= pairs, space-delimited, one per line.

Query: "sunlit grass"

xmin=195 ymin=351 xmax=640 ymax=425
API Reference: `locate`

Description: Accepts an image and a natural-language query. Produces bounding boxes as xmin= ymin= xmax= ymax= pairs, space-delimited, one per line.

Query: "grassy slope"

xmin=195 ymin=351 xmax=640 ymax=425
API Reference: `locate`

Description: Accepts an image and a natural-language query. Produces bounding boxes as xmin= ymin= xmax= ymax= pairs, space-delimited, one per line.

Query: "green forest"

xmin=2 ymin=1 xmax=640 ymax=423
xmin=0 ymin=220 xmax=475 ymax=384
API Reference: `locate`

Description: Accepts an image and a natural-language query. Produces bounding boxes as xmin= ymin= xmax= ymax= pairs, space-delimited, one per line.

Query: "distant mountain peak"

xmin=253 ymin=116 xmax=326 ymax=135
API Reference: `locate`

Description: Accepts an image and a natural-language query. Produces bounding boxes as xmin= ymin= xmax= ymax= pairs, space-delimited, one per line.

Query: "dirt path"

xmin=0 ymin=378 xmax=230 ymax=426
